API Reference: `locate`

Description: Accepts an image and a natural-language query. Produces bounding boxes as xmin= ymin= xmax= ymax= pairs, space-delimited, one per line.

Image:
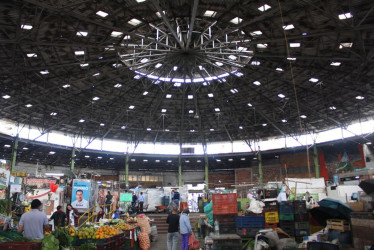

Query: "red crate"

xmin=213 ymin=204 xmax=238 ymax=214
xmin=212 ymin=193 xmax=237 ymax=204
xmin=0 ymin=242 xmax=42 ymax=250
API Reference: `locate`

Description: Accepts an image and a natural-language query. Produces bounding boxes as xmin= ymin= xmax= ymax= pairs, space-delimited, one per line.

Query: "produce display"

xmin=113 ymin=222 xmax=136 ymax=231
xmin=138 ymin=231 xmax=150 ymax=250
xmin=77 ymin=225 xmax=122 ymax=239
xmin=42 ymin=234 xmax=59 ymax=250
xmin=136 ymin=214 xmax=151 ymax=234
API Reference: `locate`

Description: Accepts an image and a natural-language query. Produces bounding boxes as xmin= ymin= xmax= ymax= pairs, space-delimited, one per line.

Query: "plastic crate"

xmin=236 ymin=227 xmax=261 ymax=237
xmin=295 ymin=228 xmax=310 ymax=237
xmin=279 ymin=220 xmax=295 ymax=236
xmin=235 ymin=216 xmax=265 ymax=228
xmin=295 ymin=222 xmax=309 ymax=229
xmin=213 ymin=204 xmax=238 ymax=214
xmin=212 ymin=193 xmax=237 ymax=204
xmin=279 ymin=202 xmax=294 ymax=213
xmin=294 ymin=213 xmax=309 ymax=222
xmin=294 ymin=201 xmax=307 ymax=214
xmin=212 ymin=245 xmax=242 ymax=250
xmin=265 ymin=211 xmax=279 ymax=223
xmin=213 ymin=214 xmax=236 ymax=224
xmin=0 ymin=242 xmax=42 ymax=250
xmin=263 ymin=201 xmax=278 ymax=212
xmin=219 ymin=223 xmax=237 ymax=234
xmin=279 ymin=213 xmax=294 ymax=221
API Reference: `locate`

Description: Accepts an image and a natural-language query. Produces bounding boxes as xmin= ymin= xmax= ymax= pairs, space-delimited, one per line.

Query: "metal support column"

xmin=258 ymin=151 xmax=263 ymax=189
xmin=70 ymin=147 xmax=75 ymax=171
xmin=11 ymin=137 xmax=18 ymax=171
xmin=314 ymin=144 xmax=320 ymax=178
xmin=125 ymin=153 xmax=129 ymax=187
xmin=178 ymin=154 xmax=182 ymax=186
xmin=204 ymin=153 xmax=209 ymax=190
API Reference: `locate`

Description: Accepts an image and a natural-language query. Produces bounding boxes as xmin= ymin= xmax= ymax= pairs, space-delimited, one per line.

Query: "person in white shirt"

xmin=138 ymin=192 xmax=145 ymax=212
xmin=71 ymin=189 xmax=89 ymax=208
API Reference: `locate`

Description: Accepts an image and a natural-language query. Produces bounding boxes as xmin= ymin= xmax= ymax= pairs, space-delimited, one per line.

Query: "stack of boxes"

xmin=212 ymin=193 xmax=238 ymax=234
xmin=294 ymin=200 xmax=310 ymax=242
xmin=235 ymin=215 xmax=265 ymax=237
xmin=279 ymin=201 xmax=295 ymax=237
xmin=264 ymin=201 xmax=279 ymax=229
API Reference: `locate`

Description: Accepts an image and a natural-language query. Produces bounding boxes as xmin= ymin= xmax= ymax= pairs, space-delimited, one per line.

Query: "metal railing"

xmin=78 ymin=204 xmax=113 ymax=228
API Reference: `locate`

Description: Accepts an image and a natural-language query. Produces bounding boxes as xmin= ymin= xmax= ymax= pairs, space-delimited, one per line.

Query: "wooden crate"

xmin=326 ymin=219 xmax=350 ymax=232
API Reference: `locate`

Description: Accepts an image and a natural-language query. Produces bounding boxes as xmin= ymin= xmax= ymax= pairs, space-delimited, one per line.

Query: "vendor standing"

xmin=49 ymin=205 xmax=66 ymax=229
xmin=17 ymin=199 xmax=49 ymax=240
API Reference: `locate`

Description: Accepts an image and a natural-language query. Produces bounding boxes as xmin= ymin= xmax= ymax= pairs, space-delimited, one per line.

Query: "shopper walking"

xmin=172 ymin=190 xmax=180 ymax=209
xmin=49 ymin=205 xmax=66 ymax=229
xmin=179 ymin=209 xmax=192 ymax=250
xmin=166 ymin=206 xmax=180 ymax=250
xmin=105 ymin=191 xmax=113 ymax=213
xmin=17 ymin=199 xmax=49 ymax=240
xmin=66 ymin=204 xmax=79 ymax=228
xmin=138 ymin=192 xmax=145 ymax=212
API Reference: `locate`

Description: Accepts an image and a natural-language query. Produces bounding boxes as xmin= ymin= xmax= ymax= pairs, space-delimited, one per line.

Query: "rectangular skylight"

xmin=210 ymin=128 xmax=214 ymax=131
xmin=309 ymin=78 xmax=319 ymax=83
xmin=2 ymin=95 xmax=10 ymax=99
xmin=112 ymin=63 xmax=122 ymax=68
xmin=189 ymin=110 xmax=194 ymax=114
xmin=188 ymin=95 xmax=193 ymax=99
xmin=287 ymin=57 xmax=296 ymax=61
xmin=198 ymin=65 xmax=204 ymax=70
xmin=276 ymin=67 xmax=284 ymax=72
xmin=161 ymin=109 xmax=167 ymax=113
xmin=283 ymin=24 xmax=294 ymax=30
xmin=235 ymin=72 xmax=244 ymax=77
xmin=339 ymin=42 xmax=353 ymax=49
xmin=96 ymin=11 xmax=108 ymax=17
xmin=27 ymin=53 xmax=37 ymax=58
xmin=143 ymin=91 xmax=148 ymax=95
xmin=278 ymin=93 xmax=285 ymax=98
xmin=290 ymin=42 xmax=300 ymax=47
xmin=329 ymin=106 xmax=337 ymax=110
xmin=128 ymin=18 xmax=142 ymax=26
xmin=75 ymin=50 xmax=85 ymax=56
xmin=239 ymin=126 xmax=243 ymax=129
xmin=80 ymin=63 xmax=89 ymax=67
xmin=123 ymin=35 xmax=131 ymax=40
xmin=215 ymin=108 xmax=220 ymax=112
xmin=25 ymin=104 xmax=32 ymax=108
xmin=258 ymin=4 xmax=271 ymax=12
xmin=155 ymin=63 xmax=162 ymax=68
xmin=300 ymin=115 xmax=307 ymax=118
xmin=79 ymin=119 xmax=85 ymax=123
xmin=92 ymin=72 xmax=100 ymax=76
xmin=129 ymin=105 xmax=135 ymax=109
xmin=166 ymin=94 xmax=172 ymax=98
xmin=208 ymin=93 xmax=214 ymax=98
xmin=134 ymin=75 xmax=141 ymax=79
xmin=282 ymin=119 xmax=287 ymax=123
xmin=230 ymin=17 xmax=242 ymax=24
xmin=111 ymin=31 xmax=123 ymax=37
xmin=257 ymin=43 xmax=268 ymax=48
xmin=140 ymin=58 xmax=149 ymax=63
xmin=40 ymin=70 xmax=49 ymax=75
xmin=92 ymin=96 xmax=100 ymax=101
xmin=330 ymin=62 xmax=341 ymax=66
xmin=76 ymin=31 xmax=88 ymax=37
xmin=251 ymin=61 xmax=260 ymax=66
xmin=50 ymin=112 xmax=57 ymax=116
xmin=253 ymin=81 xmax=261 ymax=86
xmin=228 ymin=55 xmax=237 ymax=60
xmin=250 ymin=30 xmax=263 ymax=36
xmin=62 ymin=84 xmax=70 ymax=88
xmin=174 ymin=82 xmax=181 ymax=87
xmin=338 ymin=13 xmax=353 ymax=20
xmin=173 ymin=66 xmax=178 ymax=71
xmin=136 ymin=0 xmax=146 ymax=2
xmin=204 ymin=10 xmax=217 ymax=17
xmin=114 ymin=83 xmax=122 ymax=88
xmin=230 ymin=88 xmax=238 ymax=93
xmin=215 ymin=62 xmax=223 ymax=66
xmin=247 ymin=103 xmax=252 ymax=107
xmin=21 ymin=24 xmax=33 ymax=30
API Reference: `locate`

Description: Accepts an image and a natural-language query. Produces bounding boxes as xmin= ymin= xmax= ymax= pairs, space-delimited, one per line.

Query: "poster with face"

xmin=71 ymin=181 xmax=90 ymax=209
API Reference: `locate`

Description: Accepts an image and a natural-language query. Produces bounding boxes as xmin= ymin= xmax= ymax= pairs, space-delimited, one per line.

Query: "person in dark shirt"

xmin=166 ymin=206 xmax=179 ymax=250
xmin=49 ymin=205 xmax=66 ymax=229
xmin=96 ymin=207 xmax=106 ymax=222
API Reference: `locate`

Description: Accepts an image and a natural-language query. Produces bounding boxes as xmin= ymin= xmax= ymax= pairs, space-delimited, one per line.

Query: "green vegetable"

xmin=53 ymin=228 xmax=72 ymax=248
xmin=42 ymin=234 xmax=59 ymax=250
xmin=78 ymin=243 xmax=95 ymax=250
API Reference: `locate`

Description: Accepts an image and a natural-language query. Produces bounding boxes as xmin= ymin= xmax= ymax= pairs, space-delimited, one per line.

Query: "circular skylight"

xmin=119 ymin=17 xmax=252 ymax=83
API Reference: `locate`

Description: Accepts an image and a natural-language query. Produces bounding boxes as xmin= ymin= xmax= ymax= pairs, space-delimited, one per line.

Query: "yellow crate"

xmin=327 ymin=219 xmax=350 ymax=232
xmin=265 ymin=211 xmax=279 ymax=224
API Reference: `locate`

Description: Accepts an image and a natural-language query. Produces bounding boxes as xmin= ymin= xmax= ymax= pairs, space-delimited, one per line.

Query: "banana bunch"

xmin=66 ymin=225 xmax=77 ymax=236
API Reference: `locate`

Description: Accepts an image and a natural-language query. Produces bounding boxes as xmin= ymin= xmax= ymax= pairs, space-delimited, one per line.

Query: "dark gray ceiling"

xmin=1 ymin=0 xmax=374 ymax=144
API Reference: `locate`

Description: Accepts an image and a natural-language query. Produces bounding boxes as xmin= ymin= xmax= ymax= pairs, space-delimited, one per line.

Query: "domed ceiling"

xmin=0 ymin=0 xmax=374 ymax=144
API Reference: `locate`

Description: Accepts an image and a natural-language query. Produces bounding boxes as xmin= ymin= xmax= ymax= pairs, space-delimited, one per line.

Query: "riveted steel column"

xmin=125 ymin=153 xmax=129 ymax=186
xmin=11 ymin=137 xmax=18 ymax=172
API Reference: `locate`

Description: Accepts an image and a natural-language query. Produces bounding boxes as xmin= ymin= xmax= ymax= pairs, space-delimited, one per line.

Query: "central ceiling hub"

xmin=119 ymin=17 xmax=253 ymax=83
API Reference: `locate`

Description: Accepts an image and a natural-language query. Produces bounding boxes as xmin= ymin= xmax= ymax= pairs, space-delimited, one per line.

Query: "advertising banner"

xmin=72 ymin=181 xmax=90 ymax=209
xmin=0 ymin=159 xmax=11 ymax=189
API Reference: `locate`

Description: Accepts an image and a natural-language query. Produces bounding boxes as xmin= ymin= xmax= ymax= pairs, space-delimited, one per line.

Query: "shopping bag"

xmin=188 ymin=233 xmax=200 ymax=249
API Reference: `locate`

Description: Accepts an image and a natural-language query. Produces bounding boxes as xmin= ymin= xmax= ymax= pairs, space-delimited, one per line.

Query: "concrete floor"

xmin=150 ymin=234 xmax=205 ymax=250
